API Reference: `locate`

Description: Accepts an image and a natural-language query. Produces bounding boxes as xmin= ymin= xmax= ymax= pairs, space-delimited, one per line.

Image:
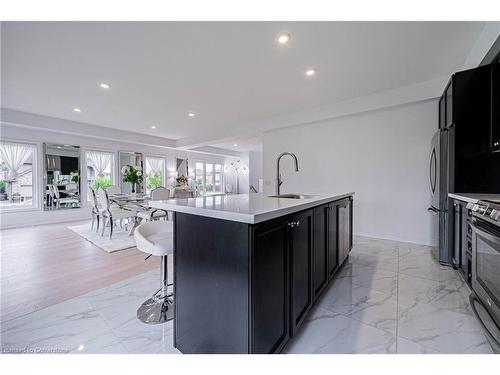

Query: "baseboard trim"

xmin=354 ymin=231 xmax=437 ymax=247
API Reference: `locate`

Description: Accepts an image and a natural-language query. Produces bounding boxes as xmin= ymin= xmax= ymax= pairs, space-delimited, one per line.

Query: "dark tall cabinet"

xmin=438 ymin=63 xmax=500 ymax=265
xmin=492 ymin=64 xmax=500 ymax=152
xmin=441 ymin=63 xmax=500 ymax=194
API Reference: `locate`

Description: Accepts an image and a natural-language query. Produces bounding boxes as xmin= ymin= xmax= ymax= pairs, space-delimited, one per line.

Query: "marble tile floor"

xmin=1 ymin=236 xmax=494 ymax=354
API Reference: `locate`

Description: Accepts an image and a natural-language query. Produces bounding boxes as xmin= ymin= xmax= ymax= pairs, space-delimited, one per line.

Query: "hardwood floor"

xmin=0 ymin=220 xmax=159 ymax=322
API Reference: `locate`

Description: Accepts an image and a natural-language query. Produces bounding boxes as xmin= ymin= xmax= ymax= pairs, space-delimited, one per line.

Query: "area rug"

xmin=68 ymin=223 xmax=136 ymax=253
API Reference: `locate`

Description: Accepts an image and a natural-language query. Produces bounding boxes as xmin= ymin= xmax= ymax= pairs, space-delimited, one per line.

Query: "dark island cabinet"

xmin=290 ymin=209 xmax=314 ymax=335
xmin=312 ymin=205 xmax=329 ymax=300
xmin=173 ymin=195 xmax=353 ymax=354
xmin=252 ymin=217 xmax=290 ymax=354
xmin=338 ymin=199 xmax=352 ymax=266
xmin=327 ymin=202 xmax=339 ymax=279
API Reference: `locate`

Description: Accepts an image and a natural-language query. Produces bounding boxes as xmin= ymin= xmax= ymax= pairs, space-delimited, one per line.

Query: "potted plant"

xmin=69 ymin=171 xmax=79 ymax=183
xmin=121 ymin=165 xmax=143 ymax=193
xmin=12 ymin=192 xmax=21 ymax=203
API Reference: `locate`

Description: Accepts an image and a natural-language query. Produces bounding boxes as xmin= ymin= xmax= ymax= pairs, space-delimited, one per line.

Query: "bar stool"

xmin=134 ymin=220 xmax=174 ymax=324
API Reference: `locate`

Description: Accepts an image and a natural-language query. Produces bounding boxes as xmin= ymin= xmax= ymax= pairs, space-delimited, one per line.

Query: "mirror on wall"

xmin=119 ymin=151 xmax=144 ymax=194
xmin=43 ymin=143 xmax=81 ymax=210
xmin=176 ymin=158 xmax=188 ymax=180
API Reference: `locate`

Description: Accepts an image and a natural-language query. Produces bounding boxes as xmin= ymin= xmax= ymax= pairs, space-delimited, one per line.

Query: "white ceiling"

xmin=212 ymin=136 xmax=263 ymax=153
xmin=1 ymin=21 xmax=486 ymax=147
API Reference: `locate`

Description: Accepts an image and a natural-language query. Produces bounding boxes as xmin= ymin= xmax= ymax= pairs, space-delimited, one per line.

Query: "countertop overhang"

xmin=149 ymin=192 xmax=354 ymax=224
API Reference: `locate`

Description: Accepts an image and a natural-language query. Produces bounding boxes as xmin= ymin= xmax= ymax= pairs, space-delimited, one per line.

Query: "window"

xmin=86 ymin=151 xmax=114 ymax=200
xmin=0 ymin=141 xmax=37 ymax=210
xmin=195 ymin=161 xmax=223 ymax=193
xmin=145 ymin=156 xmax=165 ymax=193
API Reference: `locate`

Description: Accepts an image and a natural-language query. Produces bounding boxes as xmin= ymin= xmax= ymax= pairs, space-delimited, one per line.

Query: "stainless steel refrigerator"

xmin=428 ymin=127 xmax=455 ymax=265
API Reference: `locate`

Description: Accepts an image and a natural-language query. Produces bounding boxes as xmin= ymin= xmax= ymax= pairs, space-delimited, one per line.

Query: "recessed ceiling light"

xmin=187 ymin=112 xmax=196 ymax=118
xmin=151 ymin=125 xmax=157 ymax=129
xmin=99 ymin=82 xmax=111 ymax=89
xmin=233 ymin=144 xmax=238 ymax=147
xmin=277 ymin=33 xmax=290 ymax=44
xmin=305 ymin=69 xmax=317 ymax=77
xmin=73 ymin=107 xmax=81 ymax=112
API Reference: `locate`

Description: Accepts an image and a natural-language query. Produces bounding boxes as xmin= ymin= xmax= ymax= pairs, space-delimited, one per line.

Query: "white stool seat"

xmin=134 ymin=221 xmax=173 ymax=257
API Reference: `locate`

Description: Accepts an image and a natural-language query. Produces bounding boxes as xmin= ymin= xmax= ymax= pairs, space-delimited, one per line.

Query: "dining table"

xmin=108 ymin=193 xmax=151 ymax=235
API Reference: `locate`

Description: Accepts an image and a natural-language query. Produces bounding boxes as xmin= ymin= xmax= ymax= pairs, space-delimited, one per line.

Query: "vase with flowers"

xmin=122 ymin=165 xmax=143 ymax=193
xmin=176 ymin=175 xmax=188 ymax=188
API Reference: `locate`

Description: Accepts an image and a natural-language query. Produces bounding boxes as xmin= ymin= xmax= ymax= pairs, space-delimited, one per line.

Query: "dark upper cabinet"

xmin=439 ymin=95 xmax=446 ymax=130
xmin=252 ymin=217 xmax=290 ymax=354
xmin=312 ymin=205 xmax=328 ymax=300
xmin=445 ymin=81 xmax=453 ymax=128
xmin=449 ymin=64 xmax=498 ymax=193
xmin=453 ymin=65 xmax=492 ymax=157
xmin=327 ymin=202 xmax=339 ymax=279
xmin=290 ymin=209 xmax=313 ymax=335
xmin=492 ymin=63 xmax=500 ymax=152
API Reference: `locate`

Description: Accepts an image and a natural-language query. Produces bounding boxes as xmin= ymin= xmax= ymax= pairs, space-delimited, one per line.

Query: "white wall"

xmin=262 ymin=100 xmax=439 ymax=246
xmin=0 ymin=122 xmax=233 ymax=229
xmin=248 ymin=151 xmax=263 ymax=192
xmin=223 ymin=151 xmax=263 ymax=194
xmin=224 ymin=153 xmax=250 ymax=194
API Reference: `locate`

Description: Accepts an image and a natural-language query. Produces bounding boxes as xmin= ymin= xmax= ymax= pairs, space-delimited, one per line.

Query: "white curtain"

xmin=146 ymin=157 xmax=164 ymax=175
xmin=0 ymin=142 xmax=35 ymax=179
xmin=87 ymin=151 xmax=111 ymax=177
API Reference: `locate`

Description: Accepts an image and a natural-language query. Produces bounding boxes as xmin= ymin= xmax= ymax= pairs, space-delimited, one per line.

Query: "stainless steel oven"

xmin=470 ymin=200 xmax=500 ymax=352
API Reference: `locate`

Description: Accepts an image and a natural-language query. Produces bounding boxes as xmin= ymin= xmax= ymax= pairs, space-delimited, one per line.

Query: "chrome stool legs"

xmin=137 ymin=255 xmax=174 ymax=324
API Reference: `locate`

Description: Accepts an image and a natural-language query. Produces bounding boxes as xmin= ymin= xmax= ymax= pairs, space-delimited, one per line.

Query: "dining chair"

xmin=46 ymin=184 xmax=54 ymax=207
xmin=89 ymin=186 xmax=102 ymax=232
xmin=52 ymin=185 xmax=79 ymax=208
xmin=137 ymin=186 xmax=170 ymax=222
xmin=97 ymin=187 xmax=138 ymax=239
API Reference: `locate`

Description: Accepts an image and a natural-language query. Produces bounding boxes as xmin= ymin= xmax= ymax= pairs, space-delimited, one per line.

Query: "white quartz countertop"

xmin=149 ymin=192 xmax=354 ymax=224
xmin=448 ymin=193 xmax=500 ymax=204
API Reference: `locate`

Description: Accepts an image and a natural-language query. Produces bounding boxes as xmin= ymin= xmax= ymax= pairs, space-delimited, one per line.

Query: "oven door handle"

xmin=471 ymin=223 xmax=500 ymax=245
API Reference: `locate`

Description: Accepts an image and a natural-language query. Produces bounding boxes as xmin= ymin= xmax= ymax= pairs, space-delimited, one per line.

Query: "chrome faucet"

xmin=276 ymin=152 xmax=299 ymax=195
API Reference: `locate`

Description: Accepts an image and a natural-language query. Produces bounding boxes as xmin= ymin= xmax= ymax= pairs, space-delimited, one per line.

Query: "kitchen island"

xmin=149 ymin=192 xmax=354 ymax=354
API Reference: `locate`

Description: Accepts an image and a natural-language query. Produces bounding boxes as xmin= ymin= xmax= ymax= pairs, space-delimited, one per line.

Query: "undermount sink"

xmin=268 ymin=193 xmax=320 ymax=199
